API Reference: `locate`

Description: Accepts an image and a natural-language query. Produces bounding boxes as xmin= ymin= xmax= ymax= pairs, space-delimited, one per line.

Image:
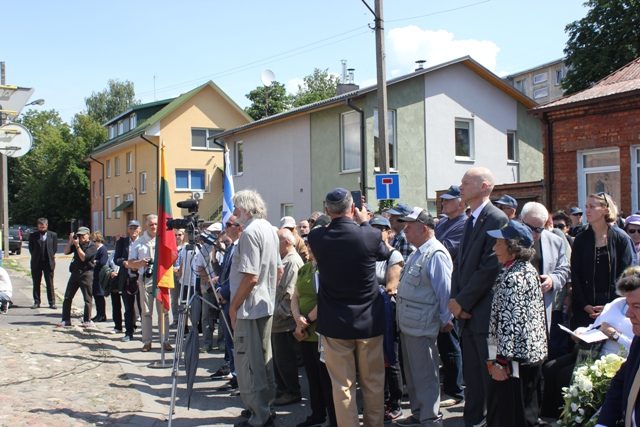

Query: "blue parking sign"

xmin=375 ymin=174 xmax=400 ymax=200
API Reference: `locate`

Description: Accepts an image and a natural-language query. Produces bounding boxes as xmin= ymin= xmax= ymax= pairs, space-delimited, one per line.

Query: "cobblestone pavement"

xmin=0 ymin=248 xmax=464 ymax=427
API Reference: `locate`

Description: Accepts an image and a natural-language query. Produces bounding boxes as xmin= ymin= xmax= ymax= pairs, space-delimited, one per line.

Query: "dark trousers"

xmin=385 ymin=341 xmax=403 ymax=409
xmin=111 ymin=291 xmax=123 ymax=331
xmin=61 ymin=271 xmax=93 ymax=323
xmin=94 ymin=295 xmax=106 ymax=318
xmin=437 ymin=322 xmax=465 ymax=399
xmin=222 ymin=306 xmax=235 ymax=372
xmin=461 ymin=329 xmax=490 ymax=426
xmin=540 ymin=348 xmax=578 ymax=418
xmin=272 ymin=330 xmax=301 ymax=396
xmin=487 ymin=363 xmax=543 ymax=427
xmin=300 ymin=340 xmax=337 ymax=426
xmin=32 ymin=265 xmax=55 ymax=306
xmin=123 ymin=290 xmax=137 ymax=337
xmin=548 ymin=310 xmax=570 ymax=360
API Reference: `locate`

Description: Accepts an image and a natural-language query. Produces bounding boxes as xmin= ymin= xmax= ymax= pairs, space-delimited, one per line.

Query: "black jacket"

xmin=570 ymin=224 xmax=636 ymax=328
xmin=308 ymin=216 xmax=390 ymax=339
xmin=28 ymin=230 xmax=57 ymax=271
xmin=114 ymin=236 xmax=133 ymax=292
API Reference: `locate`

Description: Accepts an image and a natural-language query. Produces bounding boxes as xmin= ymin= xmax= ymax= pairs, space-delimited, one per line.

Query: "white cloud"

xmin=387 ymin=26 xmax=500 ymax=73
xmin=285 ymin=77 xmax=304 ymax=95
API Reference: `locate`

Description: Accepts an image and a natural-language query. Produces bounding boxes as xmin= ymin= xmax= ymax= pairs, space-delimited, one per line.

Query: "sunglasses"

xmin=553 ymin=223 xmax=566 ymax=230
xmin=524 ymin=222 xmax=545 ymax=234
xmin=596 ymin=192 xmax=610 ymax=208
xmin=226 ymin=222 xmax=240 ymax=228
xmin=627 ymin=229 xmax=640 ymax=234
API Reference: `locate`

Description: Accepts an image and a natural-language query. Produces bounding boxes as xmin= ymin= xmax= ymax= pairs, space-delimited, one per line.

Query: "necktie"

xmin=625 ymin=363 xmax=640 ymax=426
xmin=461 ymin=215 xmax=474 ymax=253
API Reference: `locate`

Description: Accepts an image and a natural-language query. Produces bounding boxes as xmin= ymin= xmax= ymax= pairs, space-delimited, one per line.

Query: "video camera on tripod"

xmin=167 ymin=199 xmax=203 ymax=244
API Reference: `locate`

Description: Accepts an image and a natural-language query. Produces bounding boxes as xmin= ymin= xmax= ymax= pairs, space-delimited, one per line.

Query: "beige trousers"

xmin=322 ymin=335 xmax=385 ymax=427
xmin=139 ymin=280 xmax=169 ymax=345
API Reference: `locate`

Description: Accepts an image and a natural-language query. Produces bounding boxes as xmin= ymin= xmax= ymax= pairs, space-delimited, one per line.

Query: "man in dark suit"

xmin=597 ymin=273 xmax=640 ymax=426
xmin=448 ymin=167 xmax=508 ymax=427
xmin=28 ymin=217 xmax=58 ymax=309
xmin=308 ymin=188 xmax=390 ymax=426
xmin=113 ymin=220 xmax=140 ymax=339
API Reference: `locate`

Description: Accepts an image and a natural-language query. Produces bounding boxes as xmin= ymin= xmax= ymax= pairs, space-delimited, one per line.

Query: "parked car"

xmin=17 ymin=225 xmax=32 ymax=241
xmin=4 ymin=226 xmax=22 ymax=255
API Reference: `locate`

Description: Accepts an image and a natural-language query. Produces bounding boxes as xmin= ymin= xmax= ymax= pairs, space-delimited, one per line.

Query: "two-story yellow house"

xmin=89 ymin=81 xmax=251 ymax=240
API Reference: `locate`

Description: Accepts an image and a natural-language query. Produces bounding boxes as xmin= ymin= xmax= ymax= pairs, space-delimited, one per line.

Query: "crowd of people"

xmin=22 ymin=164 xmax=640 ymax=426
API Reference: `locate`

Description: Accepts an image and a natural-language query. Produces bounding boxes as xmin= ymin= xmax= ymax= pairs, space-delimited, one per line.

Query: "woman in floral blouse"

xmin=486 ymin=220 xmax=548 ymax=427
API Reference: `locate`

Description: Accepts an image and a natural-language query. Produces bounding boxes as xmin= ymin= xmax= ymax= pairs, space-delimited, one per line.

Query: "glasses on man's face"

xmin=554 ymin=223 xmax=566 ymax=230
xmin=627 ymin=228 xmax=640 ymax=234
xmin=226 ymin=222 xmax=239 ymax=228
xmin=524 ymin=222 xmax=545 ymax=234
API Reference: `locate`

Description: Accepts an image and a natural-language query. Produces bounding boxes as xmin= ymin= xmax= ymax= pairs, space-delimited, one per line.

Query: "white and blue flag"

xmin=222 ymin=145 xmax=235 ymax=228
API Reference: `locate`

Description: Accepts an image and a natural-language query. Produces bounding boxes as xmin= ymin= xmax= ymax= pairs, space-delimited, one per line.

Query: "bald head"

xmin=460 ymin=167 xmax=496 ymax=209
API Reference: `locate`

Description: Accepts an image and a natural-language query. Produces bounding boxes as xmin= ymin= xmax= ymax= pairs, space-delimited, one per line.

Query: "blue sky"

xmin=4 ymin=0 xmax=587 ymax=123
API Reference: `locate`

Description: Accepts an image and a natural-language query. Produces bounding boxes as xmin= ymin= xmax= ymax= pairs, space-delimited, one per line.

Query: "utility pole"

xmin=0 ymin=62 xmax=9 ymax=260
xmin=362 ymin=0 xmax=389 ymax=174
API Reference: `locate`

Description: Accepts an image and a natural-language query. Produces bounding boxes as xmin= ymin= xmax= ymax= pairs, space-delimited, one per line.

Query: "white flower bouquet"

xmin=558 ymin=353 xmax=626 ymax=427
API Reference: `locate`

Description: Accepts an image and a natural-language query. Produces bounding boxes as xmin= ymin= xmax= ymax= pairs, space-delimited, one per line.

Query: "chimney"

xmin=415 ymin=59 xmax=426 ymax=71
xmin=336 ymin=64 xmax=359 ymax=95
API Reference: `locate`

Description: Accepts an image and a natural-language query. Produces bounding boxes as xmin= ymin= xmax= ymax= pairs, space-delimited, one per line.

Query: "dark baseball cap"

xmin=370 ymin=215 xmax=391 ymax=229
xmin=487 ymin=220 xmax=533 ymax=248
xmin=128 ymin=220 xmax=140 ymax=227
xmin=440 ymin=185 xmax=461 ymax=200
xmin=570 ymin=207 xmax=583 ymax=216
xmin=387 ymin=203 xmax=412 ymax=216
xmin=494 ymin=195 xmax=518 ymax=210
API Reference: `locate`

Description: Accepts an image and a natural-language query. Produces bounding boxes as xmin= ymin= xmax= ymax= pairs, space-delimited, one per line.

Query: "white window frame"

xmin=106 ymin=159 xmax=111 ymax=178
xmin=234 ymin=141 xmax=244 ymax=176
xmin=114 ymin=195 xmax=121 ymax=219
xmin=632 ymin=146 xmax=640 ymax=213
xmin=507 ymin=130 xmax=518 ymax=163
xmin=533 ymin=87 xmax=549 ymax=99
xmin=130 ymin=113 xmax=137 ymax=129
xmin=514 ymin=78 xmax=527 ymax=95
xmin=373 ymin=109 xmax=398 ymax=172
xmin=125 ymin=192 xmax=134 ymax=202
xmin=555 ymin=69 xmax=564 ymax=86
xmin=126 ymin=152 xmax=133 ymax=173
xmin=281 ymin=203 xmax=294 ymax=218
xmin=341 ymin=110 xmax=361 ymax=172
xmin=533 ymin=72 xmax=548 ymax=85
xmin=175 ymin=169 xmax=206 ymax=191
xmin=118 ymin=120 xmax=124 ymax=135
xmin=108 ymin=125 xmax=116 ymax=139
xmin=577 ymin=148 xmax=620 ymax=210
xmin=191 ymin=128 xmax=223 ymax=150
xmin=454 ymin=118 xmax=474 ymax=161
xmin=139 ymin=171 xmax=147 ymax=194
xmin=106 ymin=197 xmax=112 ymax=219
xmin=114 ymin=156 xmax=121 ymax=176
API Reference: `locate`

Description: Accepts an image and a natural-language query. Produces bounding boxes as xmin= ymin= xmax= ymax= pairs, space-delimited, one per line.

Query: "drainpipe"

xmin=544 ymin=113 xmax=554 ymax=208
xmin=347 ymin=99 xmax=367 ymax=194
xmin=141 ymin=134 xmax=159 ymax=216
xmin=89 ymin=155 xmax=105 ymax=235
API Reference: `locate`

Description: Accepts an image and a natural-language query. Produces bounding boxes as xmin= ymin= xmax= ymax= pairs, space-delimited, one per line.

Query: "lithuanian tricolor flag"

xmin=153 ymin=144 xmax=177 ymax=311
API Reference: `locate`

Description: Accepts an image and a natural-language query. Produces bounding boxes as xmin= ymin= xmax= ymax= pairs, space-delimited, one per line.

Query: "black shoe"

xmin=210 ymin=364 xmax=231 ymax=379
xmin=31 ymin=303 xmax=40 ymax=309
xmin=273 ymin=393 xmax=302 ymax=406
xmin=92 ymin=315 xmax=107 ymax=322
xmin=240 ymin=409 xmax=277 ymax=421
xmin=234 ymin=419 xmax=273 ymax=427
xmin=216 ymin=377 xmax=238 ymax=391
xmin=49 ymin=304 xmax=57 ymax=309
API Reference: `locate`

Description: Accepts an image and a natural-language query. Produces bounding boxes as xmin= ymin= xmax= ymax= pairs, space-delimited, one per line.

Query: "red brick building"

xmin=534 ymin=57 xmax=640 ymax=216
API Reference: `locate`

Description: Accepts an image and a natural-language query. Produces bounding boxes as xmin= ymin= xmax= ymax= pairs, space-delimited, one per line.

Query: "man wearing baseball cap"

xmin=494 ymin=194 xmax=518 ymax=220
xmin=387 ymin=202 xmax=415 ymax=261
xmin=59 ymin=227 xmax=98 ymax=328
xmin=568 ymin=207 xmax=586 ymax=237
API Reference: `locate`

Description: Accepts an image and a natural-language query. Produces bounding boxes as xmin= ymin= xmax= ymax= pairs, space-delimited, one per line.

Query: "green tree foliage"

xmin=72 ymin=113 xmax=107 ymax=151
xmin=291 ymin=68 xmax=339 ymax=107
xmin=562 ymin=0 xmax=640 ymax=94
xmin=244 ymin=82 xmax=291 ymax=120
xmin=10 ymin=110 xmax=89 ymax=232
xmin=85 ymin=79 xmax=138 ymax=124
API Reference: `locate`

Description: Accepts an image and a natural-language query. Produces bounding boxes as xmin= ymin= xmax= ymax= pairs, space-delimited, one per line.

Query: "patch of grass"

xmin=2 ymin=259 xmax=30 ymax=275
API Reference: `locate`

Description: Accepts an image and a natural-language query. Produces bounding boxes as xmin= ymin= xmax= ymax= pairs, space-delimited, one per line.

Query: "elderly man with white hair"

xmin=230 ymin=189 xmax=281 ymax=427
xmin=520 ymin=202 xmax=570 ymax=359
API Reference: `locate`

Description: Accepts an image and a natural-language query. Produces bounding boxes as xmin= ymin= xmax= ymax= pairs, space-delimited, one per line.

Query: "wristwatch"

xmin=611 ymin=331 xmax=620 ymax=341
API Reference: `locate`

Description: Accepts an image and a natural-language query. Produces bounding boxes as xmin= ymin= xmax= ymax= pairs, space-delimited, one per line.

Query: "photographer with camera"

xmin=59 ymin=227 xmax=98 ymax=328
xmin=128 ymin=214 xmax=171 ymax=352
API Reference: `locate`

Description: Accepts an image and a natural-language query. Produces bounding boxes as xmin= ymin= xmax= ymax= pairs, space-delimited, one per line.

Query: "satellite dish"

xmin=261 ymin=69 xmax=276 ymax=87
xmin=0 ymin=123 xmax=33 ymax=157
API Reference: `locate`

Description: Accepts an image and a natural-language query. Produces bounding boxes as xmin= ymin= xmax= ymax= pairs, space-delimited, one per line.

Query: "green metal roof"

xmin=92 ymin=81 xmax=252 ymax=156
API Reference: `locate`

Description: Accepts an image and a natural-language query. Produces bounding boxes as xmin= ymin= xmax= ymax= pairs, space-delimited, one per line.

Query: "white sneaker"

xmin=82 ymin=320 xmax=96 ymax=328
xmin=56 ymin=320 xmax=71 ymax=327
xmin=109 ymin=328 xmax=122 ymax=334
